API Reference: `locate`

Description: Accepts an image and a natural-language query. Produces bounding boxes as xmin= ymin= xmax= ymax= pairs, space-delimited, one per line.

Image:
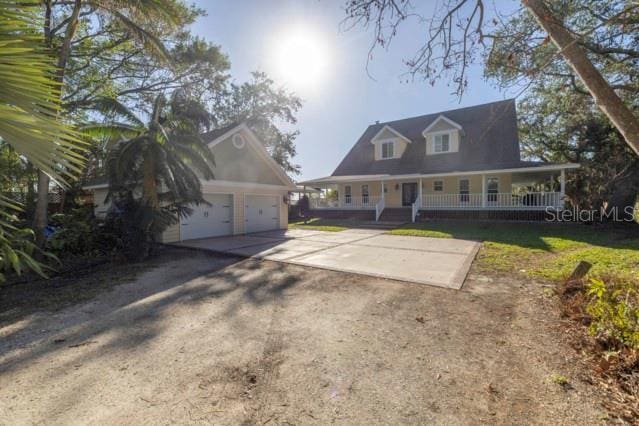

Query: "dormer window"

xmin=434 ymin=133 xmax=450 ymax=153
xmin=370 ymin=125 xmax=410 ymax=161
xmin=381 ymin=142 xmax=394 ymax=159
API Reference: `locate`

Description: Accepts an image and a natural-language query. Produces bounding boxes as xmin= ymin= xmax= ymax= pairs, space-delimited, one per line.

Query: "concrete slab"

xmin=298 ymin=232 xmax=375 ymax=244
xmin=176 ymin=235 xmax=281 ymax=251
xmin=352 ymin=234 xmax=479 ymax=255
xmin=227 ymin=239 xmax=337 ymax=261
xmin=290 ymin=243 xmax=478 ymax=289
xmin=176 ymin=230 xmax=480 ymax=289
xmin=248 ymin=229 xmax=325 ymax=240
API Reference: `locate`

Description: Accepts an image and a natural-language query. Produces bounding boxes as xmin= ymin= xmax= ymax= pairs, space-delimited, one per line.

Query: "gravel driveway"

xmin=0 ymin=248 xmax=603 ymax=424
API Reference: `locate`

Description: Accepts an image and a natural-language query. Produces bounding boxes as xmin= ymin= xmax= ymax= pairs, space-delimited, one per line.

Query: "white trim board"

xmin=370 ymin=125 xmax=412 ymax=144
xmin=422 ymin=115 xmax=463 ymax=135
xmin=207 ymin=123 xmax=296 ymax=189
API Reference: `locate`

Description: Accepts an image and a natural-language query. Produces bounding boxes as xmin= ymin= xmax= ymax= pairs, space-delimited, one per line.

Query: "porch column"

xmin=419 ymin=179 xmax=423 ymax=202
xmin=381 ymin=179 xmax=385 ymax=202
xmin=559 ymin=169 xmax=566 ymax=208
xmin=481 ymin=174 xmax=487 ymax=208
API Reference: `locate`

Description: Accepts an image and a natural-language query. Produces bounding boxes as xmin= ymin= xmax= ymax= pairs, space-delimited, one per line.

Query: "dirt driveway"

xmin=0 ymin=248 xmax=604 ymax=424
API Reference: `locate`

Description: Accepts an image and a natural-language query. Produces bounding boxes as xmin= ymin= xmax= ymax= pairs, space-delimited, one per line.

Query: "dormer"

xmin=370 ymin=125 xmax=411 ymax=160
xmin=422 ymin=115 xmax=463 ymax=155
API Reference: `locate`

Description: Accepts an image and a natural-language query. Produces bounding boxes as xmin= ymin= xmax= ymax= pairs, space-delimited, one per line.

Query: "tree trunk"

xmin=142 ymin=151 xmax=159 ymax=208
xmin=33 ymin=0 xmax=83 ymax=245
xmin=34 ymin=170 xmax=50 ymax=246
xmin=523 ymin=0 xmax=639 ymax=156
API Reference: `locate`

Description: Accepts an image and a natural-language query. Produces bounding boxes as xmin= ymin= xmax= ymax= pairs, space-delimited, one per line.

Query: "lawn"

xmin=389 ymin=221 xmax=639 ymax=282
xmin=289 ymin=218 xmax=349 ymax=232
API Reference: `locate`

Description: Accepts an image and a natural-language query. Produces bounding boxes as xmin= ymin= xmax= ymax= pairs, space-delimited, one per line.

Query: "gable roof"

xmin=421 ymin=115 xmax=463 ymax=135
xmin=370 ymin=125 xmax=412 ymax=144
xmin=332 ymin=99 xmax=524 ymax=176
xmin=83 ymin=123 xmax=295 ymax=190
xmin=204 ymin=123 xmax=296 ymax=189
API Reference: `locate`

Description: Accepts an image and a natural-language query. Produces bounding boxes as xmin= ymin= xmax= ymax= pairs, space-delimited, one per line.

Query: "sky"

xmin=190 ymin=0 xmax=520 ymax=181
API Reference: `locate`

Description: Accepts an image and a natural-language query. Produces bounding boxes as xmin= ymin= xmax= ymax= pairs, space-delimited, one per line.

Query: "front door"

xmin=402 ymin=183 xmax=418 ymax=206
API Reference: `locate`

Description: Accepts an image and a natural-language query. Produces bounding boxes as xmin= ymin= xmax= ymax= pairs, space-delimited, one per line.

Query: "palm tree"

xmin=0 ymin=3 xmax=86 ymax=280
xmin=84 ymin=93 xmax=216 ymax=243
xmin=32 ymin=0 xmax=184 ymax=244
xmin=0 ymin=3 xmax=85 ymax=184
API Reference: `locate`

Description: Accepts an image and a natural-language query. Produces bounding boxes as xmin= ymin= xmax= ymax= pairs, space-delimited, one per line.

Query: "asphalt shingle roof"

xmin=331 ymin=99 xmax=533 ymax=176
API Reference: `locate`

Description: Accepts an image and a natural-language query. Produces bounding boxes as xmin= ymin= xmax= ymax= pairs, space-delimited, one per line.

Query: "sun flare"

xmin=271 ymin=27 xmax=329 ymax=93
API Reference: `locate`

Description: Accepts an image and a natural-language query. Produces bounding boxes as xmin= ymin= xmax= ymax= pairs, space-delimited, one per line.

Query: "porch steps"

xmin=378 ymin=208 xmax=413 ymax=223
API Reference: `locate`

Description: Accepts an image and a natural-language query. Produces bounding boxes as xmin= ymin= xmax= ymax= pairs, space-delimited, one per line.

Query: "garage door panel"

xmin=181 ymin=194 xmax=233 ymax=240
xmin=245 ymin=195 xmax=279 ymax=234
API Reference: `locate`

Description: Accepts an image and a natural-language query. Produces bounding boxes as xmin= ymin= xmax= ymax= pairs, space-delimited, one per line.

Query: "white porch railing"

xmin=375 ymin=197 xmax=385 ymax=221
xmin=421 ymin=192 xmax=562 ymax=210
xmin=309 ymin=195 xmax=380 ymax=210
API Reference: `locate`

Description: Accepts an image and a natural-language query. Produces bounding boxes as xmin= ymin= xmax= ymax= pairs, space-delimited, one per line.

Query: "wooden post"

xmin=481 ymin=174 xmax=486 ymax=208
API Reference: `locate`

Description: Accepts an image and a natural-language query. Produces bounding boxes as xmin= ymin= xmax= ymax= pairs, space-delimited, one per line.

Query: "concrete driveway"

xmin=176 ymin=229 xmax=480 ymax=289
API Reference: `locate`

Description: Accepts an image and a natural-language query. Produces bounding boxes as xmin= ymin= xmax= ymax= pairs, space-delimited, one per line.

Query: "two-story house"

xmin=299 ymin=100 xmax=579 ymax=222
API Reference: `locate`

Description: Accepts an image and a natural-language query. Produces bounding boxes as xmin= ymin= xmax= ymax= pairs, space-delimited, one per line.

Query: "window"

xmin=344 ymin=185 xmax=352 ymax=204
xmin=459 ymin=179 xmax=470 ymax=203
xmin=434 ymin=133 xmax=450 ymax=153
xmin=361 ymin=184 xmax=369 ymax=204
xmin=381 ymin=142 xmax=394 ymax=159
xmin=433 ymin=180 xmax=444 ymax=192
xmin=487 ymin=177 xmax=499 ymax=202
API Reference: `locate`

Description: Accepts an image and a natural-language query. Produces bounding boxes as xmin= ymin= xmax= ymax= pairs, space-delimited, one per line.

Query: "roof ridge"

xmin=371 ymin=98 xmax=515 ymax=128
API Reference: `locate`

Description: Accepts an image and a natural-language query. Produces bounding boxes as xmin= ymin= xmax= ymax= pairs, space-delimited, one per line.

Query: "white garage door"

xmin=245 ymin=195 xmax=279 ymax=234
xmin=180 ymin=194 xmax=233 ymax=241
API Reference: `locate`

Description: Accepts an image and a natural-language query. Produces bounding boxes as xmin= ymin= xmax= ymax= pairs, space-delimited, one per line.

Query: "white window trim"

xmin=380 ymin=141 xmax=395 ymax=159
xmin=433 ymin=132 xmax=452 ymax=154
xmin=433 ymin=180 xmax=444 ymax=192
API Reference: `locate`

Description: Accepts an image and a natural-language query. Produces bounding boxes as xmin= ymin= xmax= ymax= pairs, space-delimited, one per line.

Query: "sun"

xmin=271 ymin=28 xmax=329 ymax=93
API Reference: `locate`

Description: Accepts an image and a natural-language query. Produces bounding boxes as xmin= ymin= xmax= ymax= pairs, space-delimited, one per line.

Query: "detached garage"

xmin=245 ymin=195 xmax=279 ymax=234
xmin=86 ymin=123 xmax=296 ymax=243
xmin=180 ymin=194 xmax=233 ymax=240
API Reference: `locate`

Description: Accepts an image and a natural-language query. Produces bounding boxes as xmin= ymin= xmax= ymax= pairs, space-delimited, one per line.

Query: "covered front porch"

xmin=299 ymin=164 xmax=579 ymax=222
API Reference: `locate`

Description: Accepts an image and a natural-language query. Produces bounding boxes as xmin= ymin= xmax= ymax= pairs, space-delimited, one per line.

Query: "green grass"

xmin=388 ymin=222 xmax=639 ymax=282
xmin=289 ymin=218 xmax=349 ymax=232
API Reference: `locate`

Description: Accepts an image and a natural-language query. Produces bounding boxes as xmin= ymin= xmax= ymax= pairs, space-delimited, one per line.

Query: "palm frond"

xmin=82 ymin=123 xmax=142 ymax=141
xmin=89 ymin=5 xmax=173 ymax=63
xmin=89 ymin=97 xmax=145 ymax=128
xmin=0 ymin=3 xmax=87 ymax=185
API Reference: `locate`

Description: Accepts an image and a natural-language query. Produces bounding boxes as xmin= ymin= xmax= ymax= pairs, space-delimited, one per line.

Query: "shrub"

xmin=47 ymin=205 xmax=121 ymax=258
xmin=586 ymin=277 xmax=639 ymax=349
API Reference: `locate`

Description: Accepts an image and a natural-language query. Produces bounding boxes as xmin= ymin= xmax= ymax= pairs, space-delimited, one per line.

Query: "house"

xmin=84 ymin=123 xmax=296 ymax=243
xmin=298 ymin=100 xmax=579 ymax=222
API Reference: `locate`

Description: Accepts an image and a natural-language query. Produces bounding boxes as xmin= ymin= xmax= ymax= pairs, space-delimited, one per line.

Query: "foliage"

xmin=0 ymin=2 xmax=86 ymax=185
xmin=289 ymin=218 xmax=349 ymax=232
xmin=46 ymin=206 xmax=109 ymax=256
xmin=101 ymin=195 xmax=181 ymax=261
xmin=84 ymin=93 xmax=216 ymax=256
xmin=482 ymin=0 xmax=639 ymax=211
xmin=586 ymin=277 xmax=639 ymax=349
xmin=0 ymin=196 xmax=56 ymax=283
xmin=212 ymin=71 xmax=303 ymax=174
